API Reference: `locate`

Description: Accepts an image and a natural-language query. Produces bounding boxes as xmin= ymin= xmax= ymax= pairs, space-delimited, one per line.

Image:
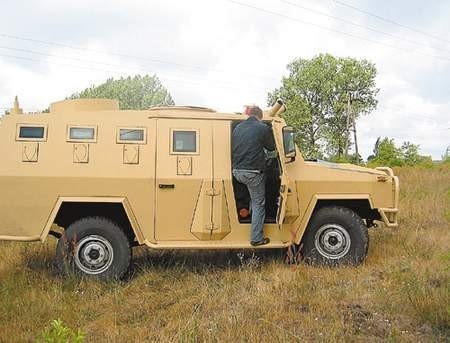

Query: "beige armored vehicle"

xmin=0 ymin=97 xmax=399 ymax=280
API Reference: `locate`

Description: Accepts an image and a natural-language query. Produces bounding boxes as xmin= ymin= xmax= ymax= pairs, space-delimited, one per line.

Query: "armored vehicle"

xmin=0 ymin=97 xmax=399 ymax=280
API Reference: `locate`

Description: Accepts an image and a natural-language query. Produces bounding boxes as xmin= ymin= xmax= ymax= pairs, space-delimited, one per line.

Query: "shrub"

xmin=37 ymin=319 xmax=85 ymax=343
xmin=367 ymin=137 xmax=433 ymax=168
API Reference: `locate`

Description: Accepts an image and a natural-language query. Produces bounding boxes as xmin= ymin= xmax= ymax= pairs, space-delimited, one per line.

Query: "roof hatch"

xmin=149 ymin=105 xmax=216 ymax=113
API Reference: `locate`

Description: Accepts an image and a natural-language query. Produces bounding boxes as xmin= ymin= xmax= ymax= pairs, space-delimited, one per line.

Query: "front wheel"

xmin=301 ymin=206 xmax=368 ymax=266
xmin=56 ymin=216 xmax=132 ymax=280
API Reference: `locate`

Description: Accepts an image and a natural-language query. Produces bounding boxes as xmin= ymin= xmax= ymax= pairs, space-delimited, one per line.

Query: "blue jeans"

xmin=232 ymin=170 xmax=266 ymax=242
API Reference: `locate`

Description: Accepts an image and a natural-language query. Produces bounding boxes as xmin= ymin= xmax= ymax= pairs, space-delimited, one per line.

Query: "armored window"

xmin=16 ymin=124 xmax=47 ymax=141
xmin=117 ymin=127 xmax=146 ymax=144
xmin=282 ymin=126 xmax=296 ymax=158
xmin=171 ymin=130 xmax=198 ymax=154
xmin=67 ymin=125 xmax=97 ymax=142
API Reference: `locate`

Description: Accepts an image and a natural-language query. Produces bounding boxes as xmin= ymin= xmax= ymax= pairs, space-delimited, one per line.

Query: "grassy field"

xmin=0 ymin=166 xmax=449 ymax=342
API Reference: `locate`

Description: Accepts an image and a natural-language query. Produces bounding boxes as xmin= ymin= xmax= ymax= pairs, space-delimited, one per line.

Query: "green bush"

xmin=367 ymin=137 xmax=433 ymax=168
xmin=37 ymin=319 xmax=85 ymax=343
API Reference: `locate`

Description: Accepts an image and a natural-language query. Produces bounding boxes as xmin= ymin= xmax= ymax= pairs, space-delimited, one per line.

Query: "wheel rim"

xmin=314 ymin=224 xmax=351 ymax=259
xmin=74 ymin=235 xmax=114 ymax=275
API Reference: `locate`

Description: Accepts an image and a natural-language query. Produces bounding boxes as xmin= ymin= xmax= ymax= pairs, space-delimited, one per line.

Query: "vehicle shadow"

xmin=126 ymin=247 xmax=288 ymax=279
xmin=19 ymin=241 xmax=289 ymax=281
xmin=18 ymin=241 xmax=61 ymax=278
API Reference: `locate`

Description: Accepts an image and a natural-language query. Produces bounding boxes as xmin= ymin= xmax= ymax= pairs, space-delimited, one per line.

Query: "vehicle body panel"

xmin=0 ymin=98 xmax=399 ymax=248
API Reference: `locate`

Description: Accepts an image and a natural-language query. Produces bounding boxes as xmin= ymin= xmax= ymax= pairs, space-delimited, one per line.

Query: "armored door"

xmin=271 ymin=120 xmax=290 ymax=228
xmin=154 ymin=119 xmax=230 ymax=241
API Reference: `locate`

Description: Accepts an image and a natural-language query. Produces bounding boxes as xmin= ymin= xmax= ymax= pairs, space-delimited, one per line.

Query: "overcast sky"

xmin=0 ymin=0 xmax=449 ymax=159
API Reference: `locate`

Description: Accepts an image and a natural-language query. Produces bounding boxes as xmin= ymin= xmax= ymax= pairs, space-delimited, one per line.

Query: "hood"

xmin=305 ymin=160 xmax=387 ymax=176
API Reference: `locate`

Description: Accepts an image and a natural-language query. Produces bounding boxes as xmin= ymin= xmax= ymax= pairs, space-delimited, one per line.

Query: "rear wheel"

xmin=301 ymin=206 xmax=368 ymax=266
xmin=56 ymin=216 xmax=131 ymax=280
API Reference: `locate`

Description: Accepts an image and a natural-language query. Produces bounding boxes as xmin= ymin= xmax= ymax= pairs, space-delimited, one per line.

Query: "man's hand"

xmin=264 ymin=149 xmax=278 ymax=160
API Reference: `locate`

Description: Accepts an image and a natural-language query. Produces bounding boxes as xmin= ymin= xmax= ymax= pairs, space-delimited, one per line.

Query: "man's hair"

xmin=248 ymin=106 xmax=263 ymax=119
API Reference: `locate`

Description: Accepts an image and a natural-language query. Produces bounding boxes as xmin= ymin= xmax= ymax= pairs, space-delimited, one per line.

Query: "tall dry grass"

xmin=0 ymin=165 xmax=449 ymax=342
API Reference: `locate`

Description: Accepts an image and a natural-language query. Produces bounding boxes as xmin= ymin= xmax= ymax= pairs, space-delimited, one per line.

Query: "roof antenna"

xmin=10 ymin=96 xmax=23 ymax=115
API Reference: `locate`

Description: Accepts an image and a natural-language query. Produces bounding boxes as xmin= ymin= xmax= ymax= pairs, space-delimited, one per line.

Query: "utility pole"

xmin=344 ymin=90 xmax=360 ymax=162
xmin=344 ymin=91 xmax=352 ymax=157
xmin=352 ymin=105 xmax=359 ymax=163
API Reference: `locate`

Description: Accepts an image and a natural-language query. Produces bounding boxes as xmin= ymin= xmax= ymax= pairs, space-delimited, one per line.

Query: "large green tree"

xmin=70 ymin=74 xmax=174 ymax=109
xmin=268 ymin=54 xmax=378 ymax=159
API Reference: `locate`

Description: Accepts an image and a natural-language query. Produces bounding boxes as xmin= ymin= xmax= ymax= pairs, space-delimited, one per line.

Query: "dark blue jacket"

xmin=232 ymin=116 xmax=276 ymax=171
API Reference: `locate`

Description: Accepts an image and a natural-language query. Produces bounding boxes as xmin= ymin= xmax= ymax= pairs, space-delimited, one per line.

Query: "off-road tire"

xmin=56 ymin=216 xmax=131 ymax=280
xmin=301 ymin=206 xmax=368 ymax=266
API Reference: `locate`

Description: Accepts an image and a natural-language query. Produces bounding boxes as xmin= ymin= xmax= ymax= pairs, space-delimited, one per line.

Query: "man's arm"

xmin=263 ymin=126 xmax=276 ymax=151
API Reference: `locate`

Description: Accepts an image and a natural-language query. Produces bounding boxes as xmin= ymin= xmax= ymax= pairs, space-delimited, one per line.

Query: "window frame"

xmin=282 ymin=126 xmax=296 ymax=158
xmin=66 ymin=125 xmax=98 ymax=143
xmin=16 ymin=124 xmax=48 ymax=142
xmin=170 ymin=128 xmax=200 ymax=155
xmin=116 ymin=127 xmax=147 ymax=144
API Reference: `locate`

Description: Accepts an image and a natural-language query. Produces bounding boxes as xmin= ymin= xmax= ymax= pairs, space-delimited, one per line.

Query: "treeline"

xmin=366 ymin=137 xmax=434 ymax=168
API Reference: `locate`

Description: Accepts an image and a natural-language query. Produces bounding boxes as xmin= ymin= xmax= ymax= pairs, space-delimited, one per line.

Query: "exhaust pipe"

xmin=268 ymin=99 xmax=286 ymax=117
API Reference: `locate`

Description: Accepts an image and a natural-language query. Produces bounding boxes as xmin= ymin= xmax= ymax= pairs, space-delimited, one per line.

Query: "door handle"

xmin=159 ymin=184 xmax=175 ymax=189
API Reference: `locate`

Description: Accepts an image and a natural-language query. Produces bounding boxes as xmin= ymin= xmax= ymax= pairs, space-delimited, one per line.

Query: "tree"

xmin=367 ymin=137 xmax=403 ymax=167
xmin=69 ymin=74 xmax=174 ymax=109
xmin=268 ymin=54 xmax=378 ymax=159
xmin=442 ymin=145 xmax=450 ymax=162
xmin=401 ymin=141 xmax=434 ymax=167
xmin=401 ymin=141 xmax=421 ymax=166
xmin=367 ymin=137 xmax=432 ymax=167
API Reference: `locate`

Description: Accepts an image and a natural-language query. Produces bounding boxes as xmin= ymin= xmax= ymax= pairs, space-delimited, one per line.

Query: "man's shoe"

xmin=250 ymin=237 xmax=270 ymax=246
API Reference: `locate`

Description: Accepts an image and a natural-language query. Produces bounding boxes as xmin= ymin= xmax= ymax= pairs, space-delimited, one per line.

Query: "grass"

xmin=0 ymin=165 xmax=449 ymax=342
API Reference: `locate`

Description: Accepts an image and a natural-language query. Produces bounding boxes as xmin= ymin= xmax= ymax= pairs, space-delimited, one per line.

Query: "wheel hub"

xmin=328 ymin=236 xmax=339 ymax=246
xmin=314 ymin=224 xmax=351 ymax=259
xmin=88 ymin=247 xmax=101 ymax=261
xmin=74 ymin=235 xmax=114 ymax=274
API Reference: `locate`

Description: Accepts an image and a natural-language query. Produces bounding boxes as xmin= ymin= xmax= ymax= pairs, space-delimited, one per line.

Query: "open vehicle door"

xmin=271 ymin=122 xmax=296 ymax=228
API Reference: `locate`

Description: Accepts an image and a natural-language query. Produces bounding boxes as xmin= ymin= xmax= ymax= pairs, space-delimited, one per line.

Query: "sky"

xmin=0 ymin=0 xmax=449 ymax=160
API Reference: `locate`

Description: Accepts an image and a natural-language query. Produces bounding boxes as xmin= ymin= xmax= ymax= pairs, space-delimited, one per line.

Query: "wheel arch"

xmin=40 ymin=197 xmax=144 ymax=244
xmin=293 ymin=194 xmax=377 ymax=244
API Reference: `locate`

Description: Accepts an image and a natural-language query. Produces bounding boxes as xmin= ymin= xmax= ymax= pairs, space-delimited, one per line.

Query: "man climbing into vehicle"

xmin=232 ymin=106 xmax=276 ymax=246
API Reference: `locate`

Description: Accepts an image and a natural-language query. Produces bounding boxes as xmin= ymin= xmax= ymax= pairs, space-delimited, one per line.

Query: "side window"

xmin=116 ymin=127 xmax=146 ymax=165
xmin=16 ymin=124 xmax=47 ymax=141
xmin=67 ymin=125 xmax=97 ymax=142
xmin=116 ymin=127 xmax=146 ymax=144
xmin=171 ymin=129 xmax=199 ymax=154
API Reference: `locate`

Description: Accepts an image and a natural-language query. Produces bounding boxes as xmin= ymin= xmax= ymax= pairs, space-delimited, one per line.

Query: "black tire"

xmin=301 ymin=206 xmax=368 ymax=266
xmin=56 ymin=216 xmax=131 ymax=280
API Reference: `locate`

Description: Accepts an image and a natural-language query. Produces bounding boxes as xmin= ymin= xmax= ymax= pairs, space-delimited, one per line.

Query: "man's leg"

xmin=232 ymin=170 xmax=268 ymax=244
xmin=245 ymin=173 xmax=266 ymax=243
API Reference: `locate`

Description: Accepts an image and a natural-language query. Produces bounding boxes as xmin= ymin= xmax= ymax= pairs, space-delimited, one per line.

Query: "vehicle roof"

xmin=4 ymin=99 xmax=280 ymax=122
xmin=146 ymin=107 xmax=280 ymax=121
xmin=146 ymin=106 xmax=245 ymax=121
xmin=0 ymin=99 xmax=282 ymax=125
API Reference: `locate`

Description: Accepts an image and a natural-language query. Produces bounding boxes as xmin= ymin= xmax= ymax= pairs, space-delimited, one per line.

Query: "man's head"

xmin=246 ymin=106 xmax=263 ymax=120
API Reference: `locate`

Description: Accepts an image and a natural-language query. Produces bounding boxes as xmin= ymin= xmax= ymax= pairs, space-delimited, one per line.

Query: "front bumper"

xmin=376 ymin=167 xmax=399 ymax=227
